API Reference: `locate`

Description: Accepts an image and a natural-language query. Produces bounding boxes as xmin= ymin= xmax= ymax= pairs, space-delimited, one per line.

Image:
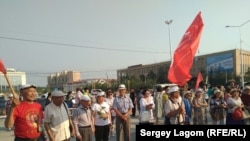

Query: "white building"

xmin=0 ymin=68 xmax=26 ymax=92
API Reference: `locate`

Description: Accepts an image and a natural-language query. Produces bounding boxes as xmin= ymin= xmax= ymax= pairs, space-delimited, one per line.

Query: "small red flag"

xmin=0 ymin=59 xmax=7 ymax=74
xmin=167 ymin=12 xmax=204 ymax=86
xmin=195 ymin=71 xmax=203 ymax=89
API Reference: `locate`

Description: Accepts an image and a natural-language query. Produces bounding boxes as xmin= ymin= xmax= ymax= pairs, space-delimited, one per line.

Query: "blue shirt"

xmin=112 ymin=96 xmax=134 ymax=113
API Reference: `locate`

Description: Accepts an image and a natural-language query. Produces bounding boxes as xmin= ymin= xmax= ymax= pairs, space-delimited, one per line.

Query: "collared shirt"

xmin=44 ymin=102 xmax=70 ymax=141
xmin=164 ymin=97 xmax=184 ymax=124
xmin=112 ymin=95 xmax=134 ymax=113
xmin=73 ymin=105 xmax=92 ymax=136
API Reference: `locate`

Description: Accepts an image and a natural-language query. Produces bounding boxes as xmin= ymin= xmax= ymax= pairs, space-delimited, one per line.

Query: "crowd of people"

xmin=3 ymin=80 xmax=250 ymax=141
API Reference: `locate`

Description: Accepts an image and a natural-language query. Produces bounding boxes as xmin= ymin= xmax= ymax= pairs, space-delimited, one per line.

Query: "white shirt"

xmin=105 ymin=97 xmax=116 ymax=116
xmin=139 ymin=96 xmax=155 ymax=122
xmin=75 ymin=91 xmax=83 ymax=105
xmin=164 ymin=96 xmax=184 ymax=124
xmin=226 ymin=97 xmax=243 ymax=113
xmin=44 ymin=102 xmax=70 ymax=141
xmin=91 ymin=102 xmax=110 ymax=126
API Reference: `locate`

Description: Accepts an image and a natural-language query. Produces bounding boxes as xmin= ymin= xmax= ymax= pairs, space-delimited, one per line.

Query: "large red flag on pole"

xmin=167 ymin=11 xmax=204 ymax=86
xmin=195 ymin=71 xmax=203 ymax=89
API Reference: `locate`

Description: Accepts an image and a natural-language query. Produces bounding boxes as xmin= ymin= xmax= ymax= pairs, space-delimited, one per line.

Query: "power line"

xmin=0 ymin=36 xmax=166 ymax=54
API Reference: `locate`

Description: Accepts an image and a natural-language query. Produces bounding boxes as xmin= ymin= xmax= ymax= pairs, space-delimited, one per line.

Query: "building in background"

xmin=117 ymin=49 xmax=250 ymax=86
xmin=0 ymin=68 xmax=26 ymax=93
xmin=47 ymin=70 xmax=81 ymax=91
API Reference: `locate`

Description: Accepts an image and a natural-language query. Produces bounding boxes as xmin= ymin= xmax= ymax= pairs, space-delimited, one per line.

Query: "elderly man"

xmin=44 ymin=90 xmax=75 ymax=141
xmin=164 ymin=86 xmax=185 ymax=125
xmin=73 ymin=95 xmax=93 ymax=141
xmin=112 ymin=84 xmax=134 ymax=141
xmin=5 ymin=84 xmax=44 ymax=141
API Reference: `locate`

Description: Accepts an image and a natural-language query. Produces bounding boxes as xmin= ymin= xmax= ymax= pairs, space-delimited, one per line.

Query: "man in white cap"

xmin=112 ymin=84 xmax=134 ymax=141
xmin=5 ymin=84 xmax=44 ymax=140
xmin=164 ymin=86 xmax=185 ymax=125
xmin=73 ymin=95 xmax=93 ymax=141
xmin=44 ymin=90 xmax=75 ymax=141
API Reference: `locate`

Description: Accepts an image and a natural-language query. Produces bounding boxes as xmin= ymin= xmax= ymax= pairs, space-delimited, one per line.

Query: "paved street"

xmin=0 ymin=109 xmax=212 ymax=141
xmin=0 ymin=115 xmax=139 ymax=141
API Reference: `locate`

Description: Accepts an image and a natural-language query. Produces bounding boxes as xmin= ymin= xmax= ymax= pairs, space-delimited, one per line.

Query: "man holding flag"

xmin=0 ymin=59 xmax=44 ymax=141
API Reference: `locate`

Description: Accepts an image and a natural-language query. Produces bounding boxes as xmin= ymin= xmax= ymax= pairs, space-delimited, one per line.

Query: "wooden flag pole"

xmin=3 ymin=74 xmax=18 ymax=99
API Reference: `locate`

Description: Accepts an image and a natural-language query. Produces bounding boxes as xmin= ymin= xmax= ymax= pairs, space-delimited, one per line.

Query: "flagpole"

xmin=4 ymin=74 xmax=18 ymax=99
xmin=165 ymin=20 xmax=173 ymax=61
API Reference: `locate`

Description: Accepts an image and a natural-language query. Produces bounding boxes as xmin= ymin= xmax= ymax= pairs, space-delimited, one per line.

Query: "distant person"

xmin=105 ymin=88 xmax=116 ymax=137
xmin=5 ymin=84 xmax=44 ymax=140
xmin=129 ymin=88 xmax=137 ymax=117
xmin=45 ymin=92 xmax=52 ymax=106
xmin=5 ymin=93 xmax=13 ymax=131
xmin=183 ymin=91 xmax=192 ymax=125
xmin=5 ymin=93 xmax=13 ymax=116
xmin=66 ymin=91 xmax=74 ymax=108
xmin=75 ymin=88 xmax=83 ymax=107
xmin=136 ymin=87 xmax=144 ymax=114
xmin=154 ymin=86 xmax=164 ymax=125
xmin=83 ymin=88 xmax=90 ymax=96
xmin=113 ymin=84 xmax=133 ymax=141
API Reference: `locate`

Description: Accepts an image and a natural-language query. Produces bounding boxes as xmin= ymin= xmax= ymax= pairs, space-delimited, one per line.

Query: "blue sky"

xmin=0 ymin=0 xmax=250 ymax=86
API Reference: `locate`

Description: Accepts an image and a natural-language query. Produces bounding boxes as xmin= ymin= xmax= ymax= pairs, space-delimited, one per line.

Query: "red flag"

xmin=0 ymin=59 xmax=7 ymax=74
xmin=167 ymin=12 xmax=204 ymax=86
xmin=195 ymin=71 xmax=203 ymax=89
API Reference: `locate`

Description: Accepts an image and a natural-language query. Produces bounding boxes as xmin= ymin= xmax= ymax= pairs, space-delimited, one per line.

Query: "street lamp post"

xmin=165 ymin=20 xmax=173 ymax=61
xmin=143 ymin=73 xmax=148 ymax=86
xmin=226 ymin=20 xmax=250 ymax=87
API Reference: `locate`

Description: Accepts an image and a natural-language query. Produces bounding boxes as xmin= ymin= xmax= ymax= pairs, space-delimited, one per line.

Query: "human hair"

xmin=84 ymin=87 xmax=89 ymax=91
xmin=142 ymin=89 xmax=149 ymax=95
